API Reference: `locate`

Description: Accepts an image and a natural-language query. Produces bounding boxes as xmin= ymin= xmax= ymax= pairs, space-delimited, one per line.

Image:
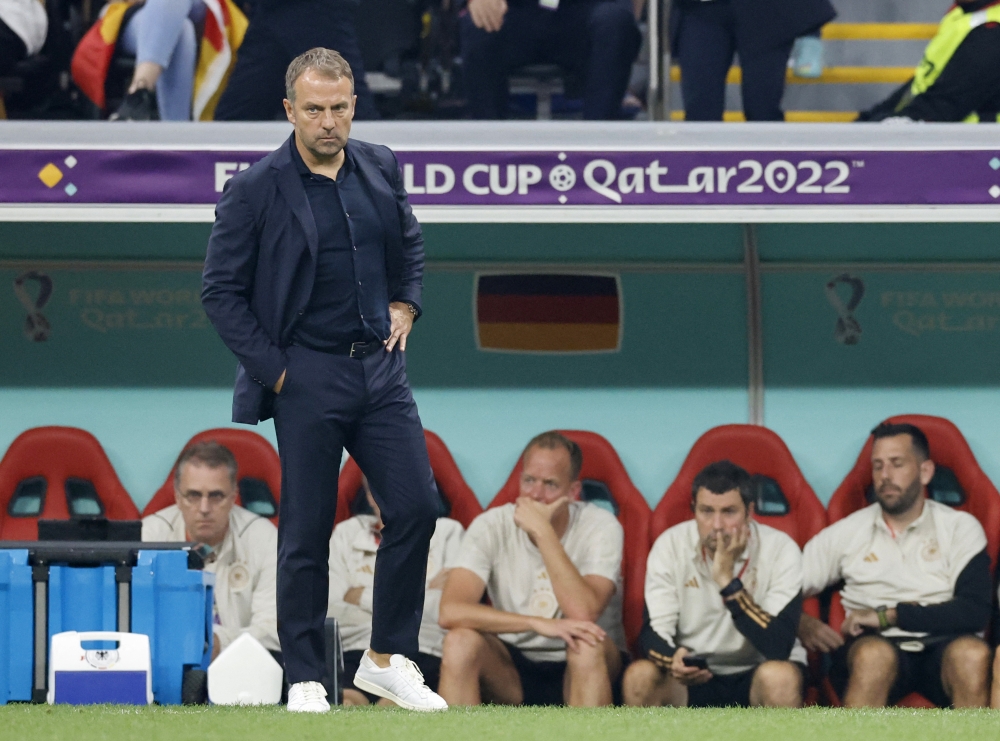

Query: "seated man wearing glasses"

xmin=142 ymin=441 xmax=279 ymax=661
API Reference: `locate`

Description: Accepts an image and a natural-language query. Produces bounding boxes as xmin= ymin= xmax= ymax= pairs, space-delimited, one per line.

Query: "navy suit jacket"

xmin=202 ymin=134 xmax=424 ymax=424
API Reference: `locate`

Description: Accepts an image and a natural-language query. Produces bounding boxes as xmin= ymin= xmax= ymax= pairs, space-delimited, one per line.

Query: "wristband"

xmin=402 ymin=301 xmax=418 ymax=318
xmin=876 ymin=606 xmax=891 ymax=631
xmin=720 ymin=578 xmax=744 ymax=599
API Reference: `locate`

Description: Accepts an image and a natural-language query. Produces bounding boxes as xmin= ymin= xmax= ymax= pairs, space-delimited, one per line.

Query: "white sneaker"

xmin=287 ymin=681 xmax=330 ymax=713
xmin=353 ymin=651 xmax=448 ymax=712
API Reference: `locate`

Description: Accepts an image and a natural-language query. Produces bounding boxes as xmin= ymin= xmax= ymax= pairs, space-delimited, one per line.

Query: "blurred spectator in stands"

xmin=214 ymin=0 xmax=377 ymax=121
xmin=459 ymin=0 xmax=641 ymax=119
xmin=799 ymin=423 xmax=991 ymax=708
xmin=624 ymin=461 xmax=805 ymax=708
xmin=71 ymin=0 xmax=246 ymax=121
xmin=330 ymin=475 xmax=464 ymax=706
xmin=670 ymin=0 xmax=835 ymax=120
xmin=0 ymin=0 xmax=46 ymax=76
xmin=437 ymin=431 xmax=626 ymax=707
xmin=142 ymin=441 xmax=279 ymax=661
xmin=858 ymin=0 xmax=1000 ymax=123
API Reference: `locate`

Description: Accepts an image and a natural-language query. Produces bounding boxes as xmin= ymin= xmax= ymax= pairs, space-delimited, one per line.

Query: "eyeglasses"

xmin=180 ymin=491 xmax=231 ymax=506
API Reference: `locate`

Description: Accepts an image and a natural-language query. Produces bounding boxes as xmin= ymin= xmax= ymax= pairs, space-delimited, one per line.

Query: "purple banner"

xmin=3 ymin=148 xmax=999 ymax=206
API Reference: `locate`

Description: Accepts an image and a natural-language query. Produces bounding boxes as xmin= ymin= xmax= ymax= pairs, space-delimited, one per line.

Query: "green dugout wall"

xmin=1 ymin=122 xmax=998 ymax=508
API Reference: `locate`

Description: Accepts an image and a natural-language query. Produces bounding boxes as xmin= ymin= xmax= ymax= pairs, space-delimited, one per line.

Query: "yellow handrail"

xmin=670 ymin=111 xmax=859 ymax=122
xmin=822 ymin=23 xmax=938 ymax=40
xmin=669 ymin=66 xmax=913 ymax=85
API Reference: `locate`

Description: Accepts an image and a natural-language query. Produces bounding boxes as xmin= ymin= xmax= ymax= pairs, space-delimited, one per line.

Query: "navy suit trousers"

xmin=459 ymin=0 xmax=641 ymax=120
xmin=272 ymin=344 xmax=437 ymax=683
xmin=675 ymin=0 xmax=794 ymax=121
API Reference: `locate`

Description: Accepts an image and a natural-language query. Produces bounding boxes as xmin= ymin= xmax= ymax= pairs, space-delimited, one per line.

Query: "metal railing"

xmin=648 ymin=19 xmax=938 ymax=122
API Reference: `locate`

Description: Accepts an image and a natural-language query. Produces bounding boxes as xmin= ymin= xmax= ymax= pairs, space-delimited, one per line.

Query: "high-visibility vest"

xmin=908 ymin=1 xmax=1000 ymax=122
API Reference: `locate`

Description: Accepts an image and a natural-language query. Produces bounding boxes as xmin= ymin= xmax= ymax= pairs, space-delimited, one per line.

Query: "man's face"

xmin=871 ymin=434 xmax=933 ymax=516
xmin=519 ymin=445 xmax=581 ymax=505
xmin=283 ymin=70 xmax=356 ymax=161
xmin=174 ymin=462 xmax=236 ymax=546
xmin=694 ymin=488 xmax=750 ymax=553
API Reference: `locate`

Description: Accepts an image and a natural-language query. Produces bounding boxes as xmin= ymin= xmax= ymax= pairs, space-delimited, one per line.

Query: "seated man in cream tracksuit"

xmin=329 ymin=476 xmax=464 ymax=706
xmin=142 ymin=441 xmax=279 ymax=660
xmin=624 ymin=460 xmax=806 ymax=708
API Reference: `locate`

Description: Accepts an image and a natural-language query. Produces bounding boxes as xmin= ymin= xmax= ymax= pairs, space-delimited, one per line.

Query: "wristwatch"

xmin=720 ymin=578 xmax=744 ymax=599
xmin=401 ymin=301 xmax=419 ymax=318
xmin=876 ymin=606 xmax=891 ymax=631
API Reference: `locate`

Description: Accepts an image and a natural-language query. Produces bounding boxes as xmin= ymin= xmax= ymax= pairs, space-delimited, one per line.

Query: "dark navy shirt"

xmin=290 ymin=137 xmax=390 ymax=350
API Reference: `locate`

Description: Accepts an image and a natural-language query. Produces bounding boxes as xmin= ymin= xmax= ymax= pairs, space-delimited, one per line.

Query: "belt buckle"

xmin=349 ymin=342 xmax=360 ymax=358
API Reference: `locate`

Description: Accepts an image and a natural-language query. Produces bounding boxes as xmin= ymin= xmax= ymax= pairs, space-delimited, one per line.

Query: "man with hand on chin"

xmin=800 ymin=422 xmax=991 ymax=708
xmin=623 ymin=460 xmax=806 ymax=708
xmin=437 ymin=431 xmax=626 ymax=707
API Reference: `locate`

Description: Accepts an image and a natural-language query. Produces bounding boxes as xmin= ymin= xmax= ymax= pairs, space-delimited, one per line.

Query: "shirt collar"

xmin=874 ymin=497 xmax=931 ymax=536
xmin=290 ymin=134 xmax=354 ymax=180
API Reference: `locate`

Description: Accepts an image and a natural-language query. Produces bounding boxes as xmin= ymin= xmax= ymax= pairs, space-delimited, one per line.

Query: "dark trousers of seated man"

xmin=674 ymin=0 xmax=794 ymax=121
xmin=273 ymin=344 xmax=439 ymax=684
xmin=459 ymin=0 xmax=641 ymax=120
xmin=830 ymin=633 xmax=987 ymax=707
xmin=502 ymin=642 xmax=628 ymax=706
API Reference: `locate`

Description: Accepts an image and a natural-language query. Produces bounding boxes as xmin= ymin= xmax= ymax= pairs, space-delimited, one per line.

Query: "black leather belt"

xmin=348 ymin=339 xmax=383 ymax=358
xmin=292 ymin=339 xmax=384 ymax=358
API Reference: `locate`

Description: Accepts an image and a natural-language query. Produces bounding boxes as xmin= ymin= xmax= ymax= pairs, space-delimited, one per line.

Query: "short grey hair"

xmin=173 ymin=441 xmax=238 ymax=488
xmin=285 ymin=47 xmax=355 ymax=101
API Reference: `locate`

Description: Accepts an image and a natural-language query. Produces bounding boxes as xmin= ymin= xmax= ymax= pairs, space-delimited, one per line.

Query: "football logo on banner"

xmin=475 ymin=273 xmax=622 ymax=353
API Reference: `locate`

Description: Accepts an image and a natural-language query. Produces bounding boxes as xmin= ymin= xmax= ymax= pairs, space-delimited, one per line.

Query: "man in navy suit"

xmin=202 ymin=47 xmax=447 ymax=713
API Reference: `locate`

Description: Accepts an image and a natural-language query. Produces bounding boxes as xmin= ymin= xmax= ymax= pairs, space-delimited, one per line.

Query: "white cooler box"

xmin=47 ymin=631 xmax=153 ymax=705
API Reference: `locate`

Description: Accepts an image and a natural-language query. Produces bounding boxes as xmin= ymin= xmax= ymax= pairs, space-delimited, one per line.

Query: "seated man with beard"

xmin=799 ymin=422 xmax=992 ymax=708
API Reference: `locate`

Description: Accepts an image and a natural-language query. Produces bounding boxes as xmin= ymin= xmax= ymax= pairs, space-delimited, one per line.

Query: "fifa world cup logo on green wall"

xmin=13 ymin=271 xmax=54 ymax=342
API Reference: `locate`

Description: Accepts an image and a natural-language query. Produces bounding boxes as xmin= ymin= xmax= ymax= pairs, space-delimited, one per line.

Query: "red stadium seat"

xmin=650 ymin=424 xmax=827 ymax=703
xmin=143 ymin=428 xmax=282 ymax=525
xmin=488 ymin=430 xmax=651 ymax=655
xmin=0 ymin=426 xmax=139 ymax=540
xmin=827 ymin=414 xmax=1000 ymax=567
xmin=336 ymin=430 xmax=483 ymax=529
xmin=651 ymin=424 xmax=827 ymax=548
xmin=823 ymin=414 xmax=1000 ymax=708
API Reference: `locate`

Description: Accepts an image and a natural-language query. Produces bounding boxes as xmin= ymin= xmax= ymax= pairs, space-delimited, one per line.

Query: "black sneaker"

xmin=110 ymin=88 xmax=159 ymax=121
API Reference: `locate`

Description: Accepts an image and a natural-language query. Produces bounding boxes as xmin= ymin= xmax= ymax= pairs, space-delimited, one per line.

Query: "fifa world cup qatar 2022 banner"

xmin=2 ymin=147 xmax=1000 ymax=206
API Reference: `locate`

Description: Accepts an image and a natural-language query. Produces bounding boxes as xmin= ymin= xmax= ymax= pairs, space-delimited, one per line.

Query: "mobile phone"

xmin=682 ymin=654 xmax=709 ymax=670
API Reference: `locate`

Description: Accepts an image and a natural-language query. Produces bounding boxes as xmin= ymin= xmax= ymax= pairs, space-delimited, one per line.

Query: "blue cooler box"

xmin=0 ymin=542 xmax=213 ymax=705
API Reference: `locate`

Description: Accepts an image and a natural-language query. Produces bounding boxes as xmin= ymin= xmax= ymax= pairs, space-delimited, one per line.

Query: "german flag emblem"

xmin=475 ymin=274 xmax=622 ymax=353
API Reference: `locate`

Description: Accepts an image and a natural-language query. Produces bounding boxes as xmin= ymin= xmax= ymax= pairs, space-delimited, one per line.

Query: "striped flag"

xmin=193 ymin=0 xmax=248 ymax=121
xmin=475 ymin=274 xmax=622 ymax=353
xmin=71 ymin=0 xmax=246 ymax=118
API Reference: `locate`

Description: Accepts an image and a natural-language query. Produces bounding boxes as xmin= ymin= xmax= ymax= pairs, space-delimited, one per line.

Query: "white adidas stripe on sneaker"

xmin=353 ymin=651 xmax=448 ymax=711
